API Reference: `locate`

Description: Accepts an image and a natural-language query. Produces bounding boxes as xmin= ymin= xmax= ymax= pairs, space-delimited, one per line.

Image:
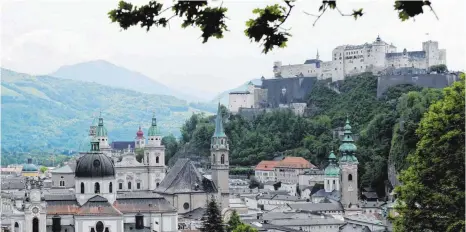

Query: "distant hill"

xmin=50 ymin=60 xmax=202 ymax=102
xmin=211 ymin=78 xmax=263 ymax=105
xmin=1 ymin=68 xmax=212 ymax=153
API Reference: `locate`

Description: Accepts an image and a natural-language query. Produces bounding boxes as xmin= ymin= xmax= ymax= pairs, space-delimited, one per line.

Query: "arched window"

xmin=105 ymin=228 xmax=110 ymax=232
xmin=15 ymin=222 xmax=19 ymax=228
xmin=135 ymin=213 xmax=144 ymax=229
xmin=221 ymin=154 xmax=225 ymax=164
xmin=128 ymin=182 xmax=132 ymax=190
xmin=80 ymin=182 xmax=85 ymax=194
xmin=212 ymin=154 xmax=215 ymax=163
xmin=109 ymin=182 xmax=113 ymax=193
xmin=91 ymin=228 xmax=95 ymax=232
xmin=156 ymin=182 xmax=160 ymax=187
xmin=32 ymin=217 xmax=39 ymax=232
xmin=333 ymin=180 xmax=336 ymax=185
xmin=96 ymin=221 xmax=104 ymax=232
xmin=348 ymin=174 xmax=353 ymax=181
xmin=156 ymin=156 xmax=159 ymax=164
xmin=94 ymin=182 xmax=100 ymax=194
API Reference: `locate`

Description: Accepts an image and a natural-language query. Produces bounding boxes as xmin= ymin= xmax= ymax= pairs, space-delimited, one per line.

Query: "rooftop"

xmin=255 ymin=161 xmax=280 ymax=171
xmin=275 ymin=157 xmax=315 ymax=169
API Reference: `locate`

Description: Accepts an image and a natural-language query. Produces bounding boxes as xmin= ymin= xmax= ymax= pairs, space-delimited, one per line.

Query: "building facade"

xmin=273 ymin=37 xmax=446 ymax=82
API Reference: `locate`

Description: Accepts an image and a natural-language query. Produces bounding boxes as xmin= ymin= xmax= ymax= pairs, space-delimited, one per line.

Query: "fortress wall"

xmin=377 ymin=73 xmax=459 ymax=98
xmin=261 ymin=77 xmax=318 ymax=108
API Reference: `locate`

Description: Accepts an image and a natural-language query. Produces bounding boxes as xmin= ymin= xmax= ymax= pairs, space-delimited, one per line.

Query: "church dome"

xmin=339 ymin=142 xmax=357 ymax=153
xmin=75 ymin=152 xmax=115 ymax=178
xmin=324 ymin=165 xmax=340 ymax=177
xmin=136 ymin=126 xmax=144 ymax=138
xmin=22 ymin=159 xmax=38 ymax=172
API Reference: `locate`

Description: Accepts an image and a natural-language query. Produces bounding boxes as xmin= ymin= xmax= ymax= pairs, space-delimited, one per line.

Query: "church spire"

xmin=339 ymin=116 xmax=358 ymax=163
xmin=96 ymin=112 xmax=107 ymax=137
xmin=148 ymin=111 xmax=161 ymax=136
xmin=213 ymin=103 xmax=226 ymax=138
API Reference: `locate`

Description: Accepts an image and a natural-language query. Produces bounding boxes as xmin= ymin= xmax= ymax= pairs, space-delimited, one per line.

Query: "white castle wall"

xmin=273 ymin=37 xmax=446 ymax=82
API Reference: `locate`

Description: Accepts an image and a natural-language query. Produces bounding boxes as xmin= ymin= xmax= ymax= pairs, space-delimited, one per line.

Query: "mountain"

xmin=211 ymin=78 xmax=263 ymax=105
xmin=1 ymin=68 xmax=212 ymax=153
xmin=50 ymin=60 xmax=202 ymax=102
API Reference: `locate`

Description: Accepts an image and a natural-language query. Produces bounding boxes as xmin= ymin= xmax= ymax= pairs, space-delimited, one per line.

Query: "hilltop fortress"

xmin=229 ymin=36 xmax=457 ymax=117
xmin=273 ymin=36 xmax=446 ymax=82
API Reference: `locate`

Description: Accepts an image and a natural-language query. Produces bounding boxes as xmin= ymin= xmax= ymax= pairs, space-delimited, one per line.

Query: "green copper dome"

xmin=339 ymin=142 xmax=357 ymax=153
xmin=325 ymin=165 xmax=340 ymax=176
xmin=340 ymin=154 xmax=359 ymax=163
xmin=325 ymin=151 xmax=340 ymax=176
xmin=22 ymin=158 xmax=38 ymax=172
xmin=148 ymin=114 xmax=161 ymax=136
xmin=96 ymin=117 xmax=108 ymax=137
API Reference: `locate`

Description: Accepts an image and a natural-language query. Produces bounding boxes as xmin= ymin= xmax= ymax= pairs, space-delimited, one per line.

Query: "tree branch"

xmin=275 ymin=0 xmax=294 ymax=29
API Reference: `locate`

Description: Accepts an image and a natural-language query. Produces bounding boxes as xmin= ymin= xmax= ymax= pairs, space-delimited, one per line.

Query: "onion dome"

xmin=136 ymin=126 xmax=144 ymax=138
xmin=96 ymin=115 xmax=108 ymax=137
xmin=324 ymin=151 xmax=340 ymax=177
xmin=339 ymin=116 xmax=359 ymax=164
xmin=147 ymin=113 xmax=161 ymax=137
xmin=75 ymin=138 xmax=115 ymax=178
xmin=22 ymin=158 xmax=38 ymax=172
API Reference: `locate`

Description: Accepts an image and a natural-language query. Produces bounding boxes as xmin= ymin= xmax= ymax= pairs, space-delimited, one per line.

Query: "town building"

xmin=1 ymin=137 xmax=179 ymax=232
xmin=274 ymin=157 xmax=315 ymax=184
xmin=254 ymin=161 xmax=279 ymax=183
xmin=273 ymin=37 xmax=447 ymax=82
xmin=229 ymin=81 xmax=267 ymax=114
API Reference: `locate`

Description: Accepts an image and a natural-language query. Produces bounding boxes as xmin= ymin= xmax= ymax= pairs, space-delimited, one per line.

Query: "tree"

xmin=135 ymin=148 xmax=144 ymax=162
xmin=226 ymin=211 xmax=242 ymax=232
xmin=232 ymin=224 xmax=258 ymax=232
xmin=429 ymin=64 xmax=448 ymax=73
xmin=201 ymin=197 xmax=224 ymax=232
xmin=108 ymin=1 xmax=438 ymax=54
xmin=162 ymin=134 xmax=180 ymax=164
xmin=39 ymin=166 xmax=48 ymax=173
xmin=393 ymin=74 xmax=465 ymax=232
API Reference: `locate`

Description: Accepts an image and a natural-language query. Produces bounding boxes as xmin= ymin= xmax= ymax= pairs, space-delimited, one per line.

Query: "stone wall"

xmin=377 ymin=73 xmax=459 ymax=98
xmin=261 ymin=77 xmax=318 ymax=108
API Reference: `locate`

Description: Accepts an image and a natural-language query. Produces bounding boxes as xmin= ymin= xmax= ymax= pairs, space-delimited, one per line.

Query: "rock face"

xmin=261 ymin=76 xmax=318 ymax=108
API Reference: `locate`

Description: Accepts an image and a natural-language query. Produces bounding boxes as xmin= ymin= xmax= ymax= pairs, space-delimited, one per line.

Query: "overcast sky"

xmin=1 ymin=0 xmax=465 ymax=100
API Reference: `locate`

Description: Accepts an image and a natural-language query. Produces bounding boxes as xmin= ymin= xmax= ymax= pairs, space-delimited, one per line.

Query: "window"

xmin=94 ymin=182 xmax=100 ymax=194
xmin=80 ymin=182 xmax=85 ymax=194
xmin=60 ymin=181 xmax=65 ymax=187
xmin=333 ymin=180 xmax=336 ymax=185
xmin=128 ymin=182 xmax=132 ymax=190
xmin=348 ymin=174 xmax=353 ymax=181
xmin=212 ymin=154 xmax=215 ymax=163
xmin=221 ymin=154 xmax=225 ymax=164
xmin=96 ymin=221 xmax=104 ymax=232
xmin=156 ymin=182 xmax=160 ymax=187
xmin=109 ymin=182 xmax=113 ymax=193
xmin=183 ymin=202 xmax=190 ymax=210
xmin=119 ymin=183 xmax=123 ymax=190
xmin=137 ymin=183 xmax=141 ymax=189
xmin=105 ymin=228 xmax=109 ymax=232
xmin=156 ymin=156 xmax=159 ymax=164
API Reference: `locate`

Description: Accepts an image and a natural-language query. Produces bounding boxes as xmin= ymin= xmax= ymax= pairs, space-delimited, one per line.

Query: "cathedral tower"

xmin=324 ymin=151 xmax=340 ymax=193
xmin=339 ymin=117 xmax=359 ymax=208
xmin=145 ymin=112 xmax=166 ymax=189
xmin=211 ymin=103 xmax=229 ymax=209
xmin=135 ymin=126 xmax=145 ymax=149
xmin=96 ymin=113 xmax=112 ymax=155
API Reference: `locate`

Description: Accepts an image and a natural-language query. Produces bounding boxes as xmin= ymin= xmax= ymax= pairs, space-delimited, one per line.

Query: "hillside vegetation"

xmin=168 ymin=72 xmax=462 ymax=196
xmin=0 ymin=68 xmax=211 ymax=157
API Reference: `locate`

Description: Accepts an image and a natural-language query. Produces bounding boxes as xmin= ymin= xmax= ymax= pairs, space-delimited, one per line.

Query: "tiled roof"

xmin=155 ymin=159 xmax=217 ymax=194
xmin=275 ymin=157 xmax=315 ymax=169
xmin=255 ymin=161 xmax=280 ymax=171
xmin=46 ymin=200 xmax=80 ymax=215
xmin=114 ymin=197 xmax=176 ymax=213
xmin=76 ymin=195 xmax=122 ymax=216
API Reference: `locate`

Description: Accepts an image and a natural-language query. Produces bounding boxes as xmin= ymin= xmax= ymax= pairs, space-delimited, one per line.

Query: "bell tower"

xmin=145 ymin=112 xmax=166 ymax=190
xmin=339 ymin=117 xmax=359 ymax=209
xmin=211 ymin=103 xmax=229 ymax=210
xmin=96 ymin=113 xmax=111 ymax=155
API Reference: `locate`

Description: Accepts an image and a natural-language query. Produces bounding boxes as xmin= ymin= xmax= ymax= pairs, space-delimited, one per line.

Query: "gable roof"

xmin=275 ymin=157 xmax=315 ymax=169
xmin=255 ymin=161 xmax=280 ymax=171
xmin=155 ymin=158 xmax=217 ymax=194
xmin=76 ymin=195 xmax=122 ymax=216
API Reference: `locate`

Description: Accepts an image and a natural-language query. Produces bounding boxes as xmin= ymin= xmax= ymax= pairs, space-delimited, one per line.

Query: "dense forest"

xmin=163 ymin=72 xmax=463 ymax=197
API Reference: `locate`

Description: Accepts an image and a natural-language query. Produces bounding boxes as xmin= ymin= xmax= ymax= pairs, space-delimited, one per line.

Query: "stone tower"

xmin=339 ymin=117 xmax=359 ymax=208
xmin=145 ymin=113 xmax=166 ymax=189
xmin=211 ymin=103 xmax=230 ymax=209
xmin=324 ymin=151 xmax=340 ymax=193
xmin=96 ymin=114 xmax=112 ymax=155
xmin=135 ymin=126 xmax=145 ymax=149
